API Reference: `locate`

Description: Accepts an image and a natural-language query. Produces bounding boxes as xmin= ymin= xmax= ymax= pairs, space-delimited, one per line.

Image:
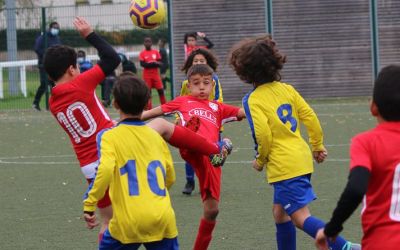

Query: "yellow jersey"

xmin=180 ymin=74 xmax=223 ymax=102
xmin=242 ymin=82 xmax=325 ymax=183
xmin=83 ymin=119 xmax=177 ymax=243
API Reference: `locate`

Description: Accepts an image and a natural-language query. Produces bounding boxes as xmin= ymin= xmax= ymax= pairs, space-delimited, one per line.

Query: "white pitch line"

xmin=310 ymin=101 xmax=369 ymax=107
xmin=0 ymin=160 xmax=75 ymax=165
xmin=0 ymin=144 xmax=350 ymax=161
xmin=0 ymin=159 xmax=349 ymax=165
xmin=317 ymin=112 xmax=370 ymax=116
xmin=0 ymin=154 xmax=75 ymax=160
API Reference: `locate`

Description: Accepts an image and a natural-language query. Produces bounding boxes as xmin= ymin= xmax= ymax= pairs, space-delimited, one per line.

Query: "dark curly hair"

xmin=229 ymin=34 xmax=286 ymax=86
xmin=181 ymin=48 xmax=218 ymax=74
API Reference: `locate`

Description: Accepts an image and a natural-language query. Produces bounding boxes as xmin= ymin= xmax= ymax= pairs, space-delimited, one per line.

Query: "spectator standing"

xmin=77 ymin=50 xmax=93 ymax=73
xmin=32 ymin=21 xmax=61 ymax=111
xmin=158 ymin=38 xmax=170 ymax=89
xmin=101 ymin=71 xmax=116 ymax=108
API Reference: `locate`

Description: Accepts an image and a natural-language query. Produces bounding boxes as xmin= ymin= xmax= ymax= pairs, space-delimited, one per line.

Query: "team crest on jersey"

xmin=152 ymin=54 xmax=157 ymax=59
xmin=189 ymin=108 xmax=217 ymax=126
xmin=209 ymin=102 xmax=218 ymax=112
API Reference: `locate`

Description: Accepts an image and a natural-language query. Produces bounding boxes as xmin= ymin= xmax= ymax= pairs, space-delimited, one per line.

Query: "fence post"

xmin=265 ymin=0 xmax=273 ymax=35
xmin=369 ymin=0 xmax=379 ymax=80
xmin=5 ymin=0 xmax=19 ymax=96
xmin=41 ymin=7 xmax=51 ymax=110
xmin=167 ymin=0 xmax=174 ymax=99
xmin=0 ymin=69 xmax=3 ymax=99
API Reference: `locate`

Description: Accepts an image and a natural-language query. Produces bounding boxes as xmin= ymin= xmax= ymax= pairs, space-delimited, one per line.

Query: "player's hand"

xmin=83 ymin=212 xmax=99 ymax=229
xmin=252 ymin=159 xmax=263 ymax=172
xmin=313 ymin=149 xmax=328 ymax=164
xmin=197 ymin=32 xmax=206 ymax=38
xmin=73 ymin=17 xmax=93 ymax=38
xmin=315 ymin=229 xmax=329 ymax=250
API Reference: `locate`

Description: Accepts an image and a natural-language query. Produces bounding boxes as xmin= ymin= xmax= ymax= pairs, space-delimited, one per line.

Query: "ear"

xmin=68 ymin=65 xmax=77 ymax=76
xmin=370 ymin=99 xmax=379 ymax=117
xmin=112 ymin=99 xmax=119 ymax=110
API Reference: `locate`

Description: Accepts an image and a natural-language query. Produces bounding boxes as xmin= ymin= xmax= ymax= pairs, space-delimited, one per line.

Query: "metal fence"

xmin=0 ymin=1 xmax=169 ymax=111
xmin=2 ymin=1 xmax=400 ymax=110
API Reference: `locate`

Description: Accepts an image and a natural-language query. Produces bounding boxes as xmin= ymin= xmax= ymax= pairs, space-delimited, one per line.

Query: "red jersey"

xmin=350 ymin=122 xmax=400 ymax=249
xmin=184 ymin=45 xmax=207 ymax=59
xmin=161 ymin=95 xmax=240 ymax=143
xmin=139 ymin=49 xmax=161 ymax=76
xmin=49 ymin=65 xmax=114 ymax=177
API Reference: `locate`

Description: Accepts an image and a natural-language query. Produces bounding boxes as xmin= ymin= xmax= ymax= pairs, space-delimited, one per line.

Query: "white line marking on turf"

xmin=0 ymin=154 xmax=74 ymax=160
xmin=0 ymin=159 xmax=349 ymax=165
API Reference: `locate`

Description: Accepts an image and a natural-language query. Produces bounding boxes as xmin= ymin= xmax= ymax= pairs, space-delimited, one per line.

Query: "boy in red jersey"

xmin=139 ymin=36 xmax=166 ymax=109
xmin=183 ymin=32 xmax=214 ymax=59
xmin=142 ymin=64 xmax=246 ymax=250
xmin=315 ymin=65 xmax=400 ymax=250
xmin=44 ymin=17 xmax=224 ymax=242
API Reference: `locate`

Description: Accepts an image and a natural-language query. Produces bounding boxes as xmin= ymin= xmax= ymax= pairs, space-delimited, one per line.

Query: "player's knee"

xmin=290 ymin=217 xmax=303 ymax=228
xmin=204 ymin=207 xmax=219 ymax=220
xmin=272 ymin=206 xmax=290 ymax=223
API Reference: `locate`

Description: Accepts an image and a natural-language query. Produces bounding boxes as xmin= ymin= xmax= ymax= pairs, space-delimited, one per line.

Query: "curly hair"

xmin=229 ymin=34 xmax=286 ymax=86
xmin=181 ymin=48 xmax=219 ymax=74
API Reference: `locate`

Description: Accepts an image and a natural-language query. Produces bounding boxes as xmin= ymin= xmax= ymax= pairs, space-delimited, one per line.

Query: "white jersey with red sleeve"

xmin=49 ymin=65 xmax=115 ymax=178
xmin=349 ymin=122 xmax=400 ymax=249
xmin=161 ymin=95 xmax=240 ymax=143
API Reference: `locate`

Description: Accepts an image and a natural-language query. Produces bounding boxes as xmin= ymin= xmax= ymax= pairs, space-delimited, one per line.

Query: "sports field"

xmin=0 ymin=97 xmax=372 ymax=249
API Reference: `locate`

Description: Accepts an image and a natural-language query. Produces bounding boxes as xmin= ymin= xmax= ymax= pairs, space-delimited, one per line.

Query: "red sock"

xmin=193 ymin=218 xmax=216 ymax=250
xmin=159 ymin=93 xmax=166 ymax=104
xmin=169 ymin=126 xmax=219 ymax=155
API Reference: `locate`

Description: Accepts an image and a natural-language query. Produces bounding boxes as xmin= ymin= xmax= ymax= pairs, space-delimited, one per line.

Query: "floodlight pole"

xmin=5 ymin=0 xmax=19 ymax=96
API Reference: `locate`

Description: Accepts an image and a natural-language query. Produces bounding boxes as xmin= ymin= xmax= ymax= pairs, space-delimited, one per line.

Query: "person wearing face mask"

xmin=32 ymin=21 xmax=62 ymax=111
xmin=77 ymin=50 xmax=93 ymax=73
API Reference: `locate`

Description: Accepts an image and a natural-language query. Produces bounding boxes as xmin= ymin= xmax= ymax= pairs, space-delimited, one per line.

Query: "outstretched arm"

xmin=197 ymin=32 xmax=214 ymax=49
xmin=141 ymin=106 xmax=164 ymax=121
xmin=73 ymin=17 xmax=120 ymax=76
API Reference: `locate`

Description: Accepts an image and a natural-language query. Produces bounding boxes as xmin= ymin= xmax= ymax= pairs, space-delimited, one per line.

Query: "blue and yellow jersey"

xmin=242 ymin=81 xmax=325 ymax=183
xmin=180 ymin=73 xmax=223 ymax=102
xmin=83 ymin=120 xmax=177 ymax=243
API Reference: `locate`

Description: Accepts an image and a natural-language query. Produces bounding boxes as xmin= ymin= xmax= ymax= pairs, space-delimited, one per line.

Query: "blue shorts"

xmin=272 ymin=174 xmax=316 ymax=215
xmin=99 ymin=229 xmax=179 ymax=250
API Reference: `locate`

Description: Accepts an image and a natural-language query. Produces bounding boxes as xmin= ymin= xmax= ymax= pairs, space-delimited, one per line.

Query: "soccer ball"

xmin=129 ymin=0 xmax=166 ymax=29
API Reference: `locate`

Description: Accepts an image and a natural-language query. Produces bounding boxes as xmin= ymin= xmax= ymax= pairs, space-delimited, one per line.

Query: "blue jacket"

xmin=79 ymin=60 xmax=94 ymax=73
xmin=34 ymin=31 xmax=61 ymax=64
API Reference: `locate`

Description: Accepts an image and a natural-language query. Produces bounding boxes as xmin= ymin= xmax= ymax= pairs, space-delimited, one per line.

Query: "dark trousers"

xmin=33 ymin=66 xmax=53 ymax=106
xmin=101 ymin=75 xmax=115 ymax=106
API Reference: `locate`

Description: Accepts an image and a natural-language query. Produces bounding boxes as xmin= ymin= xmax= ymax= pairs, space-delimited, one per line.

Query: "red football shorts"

xmin=86 ymin=179 xmax=111 ymax=208
xmin=143 ymin=73 xmax=163 ymax=90
xmin=180 ymin=149 xmax=222 ymax=201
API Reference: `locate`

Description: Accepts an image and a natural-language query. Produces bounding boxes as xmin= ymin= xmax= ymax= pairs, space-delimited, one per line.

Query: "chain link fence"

xmin=0 ymin=1 xmax=169 ymax=110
